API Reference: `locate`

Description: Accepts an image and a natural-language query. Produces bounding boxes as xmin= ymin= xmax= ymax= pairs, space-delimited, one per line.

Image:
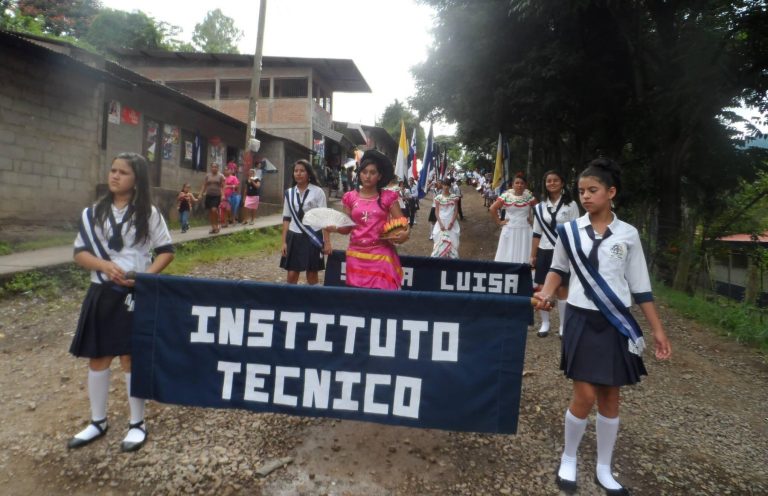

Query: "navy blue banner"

xmin=325 ymin=250 xmax=533 ymax=296
xmin=132 ymin=274 xmax=530 ymax=434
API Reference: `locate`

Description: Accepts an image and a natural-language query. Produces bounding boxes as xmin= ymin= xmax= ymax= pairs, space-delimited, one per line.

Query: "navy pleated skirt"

xmin=70 ymin=283 xmax=134 ymax=358
xmin=534 ymin=248 xmax=570 ymax=286
xmin=560 ymin=304 xmax=647 ymax=386
xmin=280 ymin=230 xmax=325 ymax=272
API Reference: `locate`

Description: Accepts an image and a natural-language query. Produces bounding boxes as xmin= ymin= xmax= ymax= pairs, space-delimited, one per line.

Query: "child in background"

xmin=176 ymin=183 xmax=197 ymax=233
xmin=222 ymin=168 xmax=240 ymax=226
xmin=67 ymin=152 xmax=174 ymax=453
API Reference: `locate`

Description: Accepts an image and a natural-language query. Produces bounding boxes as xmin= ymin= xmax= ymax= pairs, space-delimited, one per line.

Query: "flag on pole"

xmin=492 ymin=133 xmax=505 ymax=192
xmin=395 ymin=120 xmax=408 ymax=181
xmin=408 ymin=127 xmax=418 ymax=180
xmin=417 ymin=123 xmax=434 ymax=198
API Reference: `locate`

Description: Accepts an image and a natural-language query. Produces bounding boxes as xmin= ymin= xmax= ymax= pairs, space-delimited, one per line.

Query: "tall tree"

xmin=413 ymin=0 xmax=768 ymax=283
xmin=17 ymin=0 xmax=100 ymax=38
xmin=1 ymin=0 xmax=46 ymax=34
xmin=84 ymin=8 xmax=164 ymax=51
xmin=191 ymin=8 xmax=242 ymax=54
xmin=376 ymin=99 xmax=426 ymax=156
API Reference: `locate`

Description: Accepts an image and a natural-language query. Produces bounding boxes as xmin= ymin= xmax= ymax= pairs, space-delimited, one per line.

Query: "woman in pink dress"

xmin=326 ymin=150 xmax=409 ymax=289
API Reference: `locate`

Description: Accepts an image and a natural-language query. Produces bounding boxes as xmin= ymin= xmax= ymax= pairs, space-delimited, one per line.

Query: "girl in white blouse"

xmin=530 ymin=170 xmax=580 ymax=337
xmin=68 ymin=153 xmax=174 ymax=453
xmin=535 ymin=158 xmax=671 ymax=495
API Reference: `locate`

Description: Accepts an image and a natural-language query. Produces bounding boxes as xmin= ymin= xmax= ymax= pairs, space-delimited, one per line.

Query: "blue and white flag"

xmin=417 ymin=123 xmax=434 ymax=199
xmin=131 ymin=274 xmax=530 ymax=434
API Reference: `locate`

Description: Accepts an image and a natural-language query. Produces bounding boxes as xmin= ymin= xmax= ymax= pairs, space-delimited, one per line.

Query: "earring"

xmin=611 ymin=200 xmax=615 ymax=209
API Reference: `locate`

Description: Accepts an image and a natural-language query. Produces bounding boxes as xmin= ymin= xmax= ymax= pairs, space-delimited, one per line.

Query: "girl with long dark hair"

xmin=530 ymin=170 xmax=580 ymax=337
xmin=67 ymin=152 xmax=174 ymax=452
xmin=280 ymin=159 xmax=330 ymax=284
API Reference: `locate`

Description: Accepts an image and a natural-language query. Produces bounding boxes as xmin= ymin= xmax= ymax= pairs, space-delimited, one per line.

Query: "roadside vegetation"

xmin=0 ymin=227 xmax=282 ymax=299
xmin=654 ymin=283 xmax=768 ymax=354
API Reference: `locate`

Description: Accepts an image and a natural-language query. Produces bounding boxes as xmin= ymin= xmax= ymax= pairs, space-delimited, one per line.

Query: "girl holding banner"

xmin=490 ymin=173 xmax=535 ymax=264
xmin=327 ymin=149 xmax=409 ymax=289
xmin=68 ymin=153 xmax=175 ymax=452
xmin=530 ymin=170 xmax=580 ymax=337
xmin=280 ymin=159 xmax=331 ymax=285
xmin=534 ymin=158 xmax=671 ymax=495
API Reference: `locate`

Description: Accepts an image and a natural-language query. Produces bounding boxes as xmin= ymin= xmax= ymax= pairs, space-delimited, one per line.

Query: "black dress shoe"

xmin=595 ymin=475 xmax=630 ymax=495
xmin=120 ymin=420 xmax=147 ymax=453
xmin=555 ymin=474 xmax=577 ymax=494
xmin=67 ymin=418 xmax=108 ymax=449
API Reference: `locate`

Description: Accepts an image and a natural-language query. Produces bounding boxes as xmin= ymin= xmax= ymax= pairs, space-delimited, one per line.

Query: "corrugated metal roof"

xmin=110 ymin=49 xmax=372 ymax=93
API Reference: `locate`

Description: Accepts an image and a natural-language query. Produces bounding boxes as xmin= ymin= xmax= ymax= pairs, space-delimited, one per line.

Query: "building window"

xmin=166 ymin=81 xmax=215 ymax=100
xmin=220 ymin=79 xmax=250 ymax=100
xmin=274 ymin=77 xmax=308 ymax=98
xmin=260 ymin=78 xmax=270 ymax=98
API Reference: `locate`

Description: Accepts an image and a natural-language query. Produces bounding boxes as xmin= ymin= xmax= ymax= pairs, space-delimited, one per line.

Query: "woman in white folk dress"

xmin=490 ymin=172 xmax=535 ymax=264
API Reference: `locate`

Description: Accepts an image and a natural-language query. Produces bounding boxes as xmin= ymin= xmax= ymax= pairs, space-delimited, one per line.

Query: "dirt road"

xmin=0 ymin=187 xmax=766 ymax=495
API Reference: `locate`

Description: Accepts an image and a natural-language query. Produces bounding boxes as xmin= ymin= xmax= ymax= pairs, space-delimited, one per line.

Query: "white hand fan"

xmin=302 ymin=208 xmax=356 ymax=230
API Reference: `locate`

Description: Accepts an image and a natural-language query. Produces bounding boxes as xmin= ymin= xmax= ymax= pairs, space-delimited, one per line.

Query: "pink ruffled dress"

xmin=342 ymin=189 xmax=403 ymax=290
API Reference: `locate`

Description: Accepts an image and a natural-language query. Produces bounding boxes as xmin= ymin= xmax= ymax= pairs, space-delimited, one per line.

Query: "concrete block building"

xmin=0 ymin=31 xmax=311 ymax=225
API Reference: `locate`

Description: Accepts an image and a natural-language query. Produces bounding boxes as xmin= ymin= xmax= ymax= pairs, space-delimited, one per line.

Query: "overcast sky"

xmin=100 ymin=0 xmax=454 ymax=135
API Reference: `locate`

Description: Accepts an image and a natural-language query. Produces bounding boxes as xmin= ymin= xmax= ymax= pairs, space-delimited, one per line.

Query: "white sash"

xmin=285 ymin=187 xmax=324 ymax=249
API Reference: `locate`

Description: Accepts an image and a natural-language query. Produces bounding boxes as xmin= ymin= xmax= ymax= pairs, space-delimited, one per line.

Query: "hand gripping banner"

xmin=131 ymin=274 xmax=531 ymax=434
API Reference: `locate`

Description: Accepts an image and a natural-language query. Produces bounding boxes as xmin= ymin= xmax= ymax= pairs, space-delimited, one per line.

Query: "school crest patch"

xmin=609 ymin=242 xmax=627 ymax=261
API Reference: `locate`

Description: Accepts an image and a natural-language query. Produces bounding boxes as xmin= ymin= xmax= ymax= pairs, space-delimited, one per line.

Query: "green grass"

xmin=0 ymin=226 xmax=281 ymax=300
xmin=165 ymin=226 xmax=282 ymax=275
xmin=0 ymin=265 xmax=89 ymax=299
xmin=0 ymin=234 xmax=76 ymax=255
xmin=654 ymin=282 xmax=768 ymax=353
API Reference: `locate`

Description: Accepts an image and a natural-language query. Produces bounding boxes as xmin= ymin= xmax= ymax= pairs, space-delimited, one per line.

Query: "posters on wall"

xmin=108 ymin=101 xmax=121 ymax=124
xmin=185 ymin=141 xmax=193 ymax=161
xmin=121 ymin=106 xmax=140 ymax=125
xmin=145 ymin=121 xmax=158 ymax=162
xmin=209 ymin=141 xmax=225 ymax=166
xmin=163 ymin=124 xmax=179 ymax=161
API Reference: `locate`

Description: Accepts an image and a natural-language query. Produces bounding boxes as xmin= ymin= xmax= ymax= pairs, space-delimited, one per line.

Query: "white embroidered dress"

xmin=494 ymin=189 xmax=535 ymax=264
xmin=431 ymin=193 xmax=460 ymax=258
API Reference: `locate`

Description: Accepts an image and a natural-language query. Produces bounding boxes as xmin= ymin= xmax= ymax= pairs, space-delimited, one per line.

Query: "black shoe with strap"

xmin=120 ymin=420 xmax=147 ymax=453
xmin=594 ymin=475 xmax=630 ymax=495
xmin=555 ymin=473 xmax=577 ymax=494
xmin=67 ymin=418 xmax=108 ymax=449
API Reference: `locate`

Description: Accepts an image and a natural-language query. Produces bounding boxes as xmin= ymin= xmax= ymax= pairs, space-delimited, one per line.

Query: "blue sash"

xmin=78 ymin=208 xmax=131 ymax=295
xmin=558 ymin=221 xmax=645 ymax=355
xmin=78 ymin=207 xmax=110 ymax=284
xmin=285 ymin=188 xmax=324 ymax=249
xmin=533 ymin=203 xmax=557 ymax=246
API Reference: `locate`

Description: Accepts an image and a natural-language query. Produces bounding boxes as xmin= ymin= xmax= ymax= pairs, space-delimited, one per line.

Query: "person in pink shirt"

xmin=221 ymin=168 xmax=240 ymax=227
xmin=326 ymin=150 xmax=409 ymax=290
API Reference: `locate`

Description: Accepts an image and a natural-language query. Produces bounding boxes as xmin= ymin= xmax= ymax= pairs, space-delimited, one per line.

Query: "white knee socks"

xmin=596 ymin=413 xmax=622 ymax=490
xmin=559 ymin=409 xmax=588 ymax=481
xmin=557 ymin=299 xmax=567 ymax=336
xmin=124 ymin=373 xmax=147 ymax=443
xmin=73 ymin=368 xmax=110 ymax=441
xmin=538 ymin=310 xmax=551 ymax=335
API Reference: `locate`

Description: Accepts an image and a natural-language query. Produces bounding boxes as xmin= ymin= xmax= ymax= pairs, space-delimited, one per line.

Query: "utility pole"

xmin=246 ymin=0 xmax=268 ymax=154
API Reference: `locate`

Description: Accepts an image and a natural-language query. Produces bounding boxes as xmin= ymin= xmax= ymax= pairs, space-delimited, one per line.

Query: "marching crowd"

xmin=65 ymin=150 xmax=670 ymax=496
